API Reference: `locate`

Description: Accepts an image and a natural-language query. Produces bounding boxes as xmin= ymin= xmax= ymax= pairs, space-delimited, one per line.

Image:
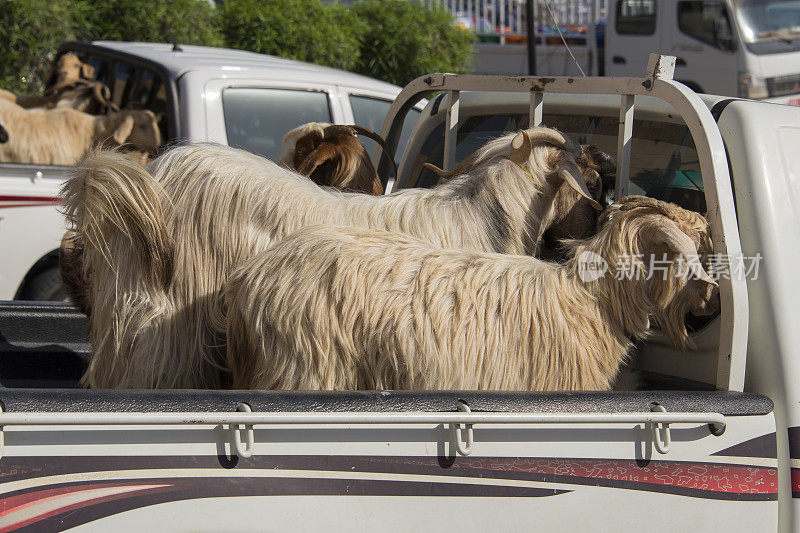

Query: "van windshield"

xmin=734 ymin=0 xmax=800 ymax=46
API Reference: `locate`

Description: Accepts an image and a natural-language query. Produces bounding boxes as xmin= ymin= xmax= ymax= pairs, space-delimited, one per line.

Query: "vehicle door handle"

xmin=612 ymin=56 xmax=626 ymax=64
xmin=676 ymin=57 xmax=687 ymax=67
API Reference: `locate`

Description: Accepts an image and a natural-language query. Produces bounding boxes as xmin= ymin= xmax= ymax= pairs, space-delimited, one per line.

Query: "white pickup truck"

xmin=0 ymin=40 xmax=419 ymax=301
xmin=0 ymin=55 xmax=796 ymax=531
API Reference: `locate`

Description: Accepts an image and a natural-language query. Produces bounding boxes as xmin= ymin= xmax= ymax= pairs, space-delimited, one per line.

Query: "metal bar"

xmin=443 ymin=90 xmax=460 ymax=172
xmin=529 ymin=91 xmax=543 ymax=127
xmin=615 ymin=94 xmax=634 ymax=199
xmin=0 ymin=411 xmax=726 ymax=427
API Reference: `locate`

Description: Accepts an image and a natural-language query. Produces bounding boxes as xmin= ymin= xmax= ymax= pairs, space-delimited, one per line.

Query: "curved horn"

xmin=654 ymin=225 xmax=717 ymax=286
xmin=91 ymin=82 xmax=119 ymax=112
xmin=348 ymin=125 xmax=399 ymax=179
xmin=0 ymin=123 xmax=7 ymax=144
xmin=508 ymin=130 xmax=532 ymax=164
xmin=525 ymin=127 xmax=581 ymax=157
xmin=559 ymin=161 xmax=603 ymax=210
xmin=422 ymin=162 xmax=456 ymax=179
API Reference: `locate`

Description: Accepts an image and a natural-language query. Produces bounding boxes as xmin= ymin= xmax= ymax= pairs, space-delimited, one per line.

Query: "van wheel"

xmin=18 ymin=267 xmax=68 ymax=302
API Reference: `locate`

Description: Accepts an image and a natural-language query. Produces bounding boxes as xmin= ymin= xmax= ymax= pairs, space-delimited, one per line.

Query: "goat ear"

xmin=653 ymin=224 xmax=717 ymax=285
xmin=111 ymin=115 xmax=135 ymax=145
xmin=81 ymin=63 xmax=96 ymax=79
xmin=559 ymin=161 xmax=603 ymax=210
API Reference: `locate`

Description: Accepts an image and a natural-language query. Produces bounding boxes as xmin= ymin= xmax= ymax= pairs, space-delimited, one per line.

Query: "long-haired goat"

xmin=62 ymin=127 xmax=601 ymax=388
xmin=225 ymin=196 xmax=718 ymax=390
xmin=0 ymin=99 xmax=160 ymax=165
xmin=279 ymin=122 xmax=397 ymax=195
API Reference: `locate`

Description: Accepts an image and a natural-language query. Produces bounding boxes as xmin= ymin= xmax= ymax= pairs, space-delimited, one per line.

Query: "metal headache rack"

xmin=378 ymin=54 xmax=748 ymax=392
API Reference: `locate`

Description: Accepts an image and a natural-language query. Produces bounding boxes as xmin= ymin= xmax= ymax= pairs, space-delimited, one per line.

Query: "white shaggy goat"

xmin=0 ymin=99 xmax=161 ymax=165
xmin=62 ymin=127 xmax=602 ymax=389
xmin=225 ymin=195 xmax=718 ymax=390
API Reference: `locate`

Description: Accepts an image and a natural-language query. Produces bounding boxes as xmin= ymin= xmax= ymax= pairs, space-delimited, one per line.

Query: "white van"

xmin=606 ymin=0 xmax=800 ymax=104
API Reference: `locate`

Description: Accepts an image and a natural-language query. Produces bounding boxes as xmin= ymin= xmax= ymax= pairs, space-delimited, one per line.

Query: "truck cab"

xmin=607 ymin=0 xmax=800 ymax=104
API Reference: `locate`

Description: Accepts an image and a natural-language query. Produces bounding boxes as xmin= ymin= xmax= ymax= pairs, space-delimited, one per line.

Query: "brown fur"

xmin=225 ymin=196 xmax=718 ymax=391
xmin=281 ymin=122 xmax=400 ymax=195
xmin=44 ymin=53 xmax=96 ymax=93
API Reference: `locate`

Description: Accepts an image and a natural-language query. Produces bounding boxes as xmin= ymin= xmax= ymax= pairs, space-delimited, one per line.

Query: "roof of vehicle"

xmin=83 ymin=41 xmax=403 ymax=93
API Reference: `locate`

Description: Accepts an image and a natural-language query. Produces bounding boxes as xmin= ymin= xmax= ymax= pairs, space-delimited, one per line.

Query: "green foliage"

xmin=76 ymin=0 xmax=223 ymax=47
xmin=0 ymin=0 xmax=473 ymax=95
xmin=0 ymin=0 xmax=80 ymax=95
xmin=221 ymin=0 xmax=365 ymax=72
xmin=351 ymin=0 xmax=474 ymax=86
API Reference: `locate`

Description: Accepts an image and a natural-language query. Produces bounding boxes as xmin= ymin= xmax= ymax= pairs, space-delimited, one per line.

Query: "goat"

xmin=0 ymin=99 xmax=161 ymax=165
xmin=44 ymin=53 xmax=96 ymax=92
xmin=62 ymin=126 xmax=601 ymax=388
xmin=1 ymin=81 xmax=118 ymax=115
xmin=225 ymin=196 xmax=718 ymax=391
xmin=280 ymin=122 xmax=397 ymax=195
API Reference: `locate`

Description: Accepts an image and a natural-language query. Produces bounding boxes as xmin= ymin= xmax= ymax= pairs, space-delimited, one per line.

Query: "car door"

xmin=605 ymin=0 xmax=661 ymax=77
xmin=667 ymin=0 xmax=741 ymax=94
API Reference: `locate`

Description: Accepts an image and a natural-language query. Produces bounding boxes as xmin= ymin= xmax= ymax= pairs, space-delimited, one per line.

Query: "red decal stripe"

xmin=0 ymin=482 xmax=173 ymax=532
xmin=792 ymin=467 xmax=800 ymax=496
xmin=0 ymin=196 xmax=61 ymax=203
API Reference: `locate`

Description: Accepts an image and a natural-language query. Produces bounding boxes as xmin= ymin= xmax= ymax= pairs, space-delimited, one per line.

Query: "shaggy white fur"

xmin=225 ymin=196 xmax=718 ymax=391
xmin=62 ymin=126 xmax=604 ymax=388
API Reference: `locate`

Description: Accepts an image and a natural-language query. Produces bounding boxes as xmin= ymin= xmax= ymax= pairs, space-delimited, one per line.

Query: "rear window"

xmin=408 ymin=112 xmax=705 ymax=213
xmin=222 ymin=87 xmax=332 ymax=161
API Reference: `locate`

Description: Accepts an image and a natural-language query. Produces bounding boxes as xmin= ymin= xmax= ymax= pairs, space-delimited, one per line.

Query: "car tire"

xmin=18 ymin=267 xmax=68 ymax=302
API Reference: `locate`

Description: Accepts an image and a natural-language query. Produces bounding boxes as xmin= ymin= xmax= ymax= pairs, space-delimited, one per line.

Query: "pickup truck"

xmin=0 ymin=40 xmax=420 ymax=301
xmin=0 ymin=55 xmax=795 ymax=531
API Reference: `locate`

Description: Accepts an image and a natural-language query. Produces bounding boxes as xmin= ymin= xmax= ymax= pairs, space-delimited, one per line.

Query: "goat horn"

xmin=525 ymin=128 xmax=581 ymax=157
xmin=92 ymin=83 xmax=119 ymax=112
xmin=508 ymin=130 xmax=532 ymax=164
xmin=422 ymin=162 xmax=456 ymax=179
xmin=560 ymin=161 xmax=603 ymax=210
xmin=347 ymin=125 xmax=399 ymax=179
xmin=654 ymin=225 xmax=717 ymax=286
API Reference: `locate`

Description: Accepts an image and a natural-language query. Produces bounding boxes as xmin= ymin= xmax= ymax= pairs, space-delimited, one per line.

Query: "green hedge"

xmin=0 ymin=0 xmax=473 ymax=95
xmin=0 ymin=0 xmax=81 ymax=95
xmin=351 ymin=0 xmax=474 ymax=86
xmin=77 ymin=0 xmax=223 ymax=47
xmin=220 ymin=0 xmax=365 ymax=72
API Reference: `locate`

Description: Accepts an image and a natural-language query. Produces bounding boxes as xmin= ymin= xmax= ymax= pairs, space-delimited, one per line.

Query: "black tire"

xmin=18 ymin=267 xmax=68 ymax=302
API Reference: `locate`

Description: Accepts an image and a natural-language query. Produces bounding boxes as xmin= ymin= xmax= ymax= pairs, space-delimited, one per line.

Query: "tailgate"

xmin=0 ymin=390 xmax=777 ymax=532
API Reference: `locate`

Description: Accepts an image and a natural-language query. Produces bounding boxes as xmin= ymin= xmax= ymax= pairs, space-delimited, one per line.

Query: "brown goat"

xmin=44 ymin=53 xmax=96 ymax=92
xmin=281 ymin=123 xmax=398 ymax=195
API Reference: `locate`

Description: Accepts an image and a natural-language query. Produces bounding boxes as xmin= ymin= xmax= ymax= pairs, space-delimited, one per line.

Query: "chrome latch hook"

xmin=453 ymin=401 xmax=474 ymax=456
xmin=231 ymin=402 xmax=254 ymax=459
xmin=651 ymin=404 xmax=671 ymax=455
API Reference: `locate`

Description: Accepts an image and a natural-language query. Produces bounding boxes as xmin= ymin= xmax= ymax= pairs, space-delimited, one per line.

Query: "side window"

xmin=678 ymin=1 xmax=736 ymax=51
xmin=348 ymin=95 xmax=421 ymax=164
xmin=222 ymin=87 xmax=332 ymax=161
xmin=111 ymin=62 xmax=137 ymax=108
xmin=615 ymin=0 xmax=657 ymax=35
